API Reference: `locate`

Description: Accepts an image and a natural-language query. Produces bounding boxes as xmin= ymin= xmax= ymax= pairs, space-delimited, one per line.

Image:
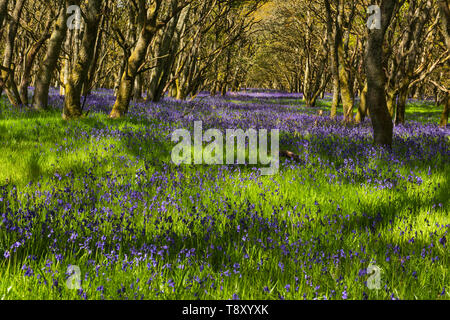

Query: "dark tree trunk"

xmin=365 ymin=0 xmax=397 ymax=147
xmin=0 ymin=0 xmax=26 ymax=106
xmin=438 ymin=0 xmax=450 ymax=51
xmin=394 ymin=86 xmax=408 ymax=125
xmin=440 ymin=94 xmax=449 ymax=128
xmin=83 ymin=5 xmax=106 ymax=97
xmin=0 ymin=0 xmax=7 ymax=36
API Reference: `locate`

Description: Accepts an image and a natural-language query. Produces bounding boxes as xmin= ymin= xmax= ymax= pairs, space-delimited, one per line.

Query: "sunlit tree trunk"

xmin=110 ymin=1 xmax=162 ymax=118
xmin=19 ymin=20 xmax=52 ymax=105
xmin=440 ymin=94 xmax=449 ymax=127
xmin=63 ymin=0 xmax=102 ymax=119
xmin=355 ymin=82 xmax=368 ymax=123
xmin=386 ymin=89 xmax=396 ymax=118
xmin=336 ymin=6 xmax=354 ymax=123
xmin=33 ymin=4 xmax=68 ymax=109
xmin=438 ymin=0 xmax=449 ymax=127
xmin=59 ymin=33 xmax=72 ymax=96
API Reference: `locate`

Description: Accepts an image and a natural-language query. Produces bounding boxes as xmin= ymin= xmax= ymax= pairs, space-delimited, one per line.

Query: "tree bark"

xmin=440 ymin=94 xmax=449 ymax=128
xmin=0 ymin=0 xmax=8 ymax=36
xmin=324 ymin=0 xmax=339 ymax=118
xmin=19 ymin=20 xmax=52 ymax=105
xmin=0 ymin=0 xmax=26 ymax=105
xmin=438 ymin=0 xmax=450 ymax=50
xmin=83 ymin=1 xmax=108 ymax=96
xmin=337 ymin=40 xmax=354 ymax=122
xmin=110 ymin=1 xmax=163 ymax=118
xmin=33 ymin=4 xmax=69 ymax=110
xmin=394 ymin=86 xmax=408 ymax=125
xmin=386 ymin=89 xmax=396 ymax=118
xmin=355 ymin=82 xmax=368 ymax=123
xmin=63 ymin=0 xmax=102 ymax=119
xmin=365 ymin=0 xmax=397 ymax=147
xmin=438 ymin=1 xmax=450 ymax=128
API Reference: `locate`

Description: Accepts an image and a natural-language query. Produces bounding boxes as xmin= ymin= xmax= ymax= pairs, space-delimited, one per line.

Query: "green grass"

xmin=0 ymin=96 xmax=448 ymax=300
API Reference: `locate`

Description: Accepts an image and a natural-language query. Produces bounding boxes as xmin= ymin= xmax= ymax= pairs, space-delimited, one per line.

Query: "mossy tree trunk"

xmin=440 ymin=94 xmax=449 ymax=128
xmin=438 ymin=0 xmax=449 ymax=128
xmin=0 ymin=0 xmax=26 ymax=106
xmin=394 ymin=86 xmax=408 ymax=125
xmin=355 ymin=82 xmax=368 ymax=123
xmin=336 ymin=1 xmax=354 ymax=123
xmin=19 ymin=20 xmax=52 ymax=106
xmin=33 ymin=3 xmax=69 ymax=110
xmin=366 ymin=0 xmax=397 ymax=148
xmin=63 ymin=0 xmax=102 ymax=120
xmin=109 ymin=1 xmax=163 ymax=118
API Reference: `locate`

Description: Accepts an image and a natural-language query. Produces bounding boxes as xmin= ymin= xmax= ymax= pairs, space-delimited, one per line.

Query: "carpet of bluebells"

xmin=0 ymin=88 xmax=449 ymax=300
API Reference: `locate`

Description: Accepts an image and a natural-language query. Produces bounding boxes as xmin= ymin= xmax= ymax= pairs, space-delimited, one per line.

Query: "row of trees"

xmin=245 ymin=0 xmax=449 ymax=137
xmin=0 ymin=0 xmax=260 ymax=117
xmin=0 ymin=0 xmax=449 ymax=147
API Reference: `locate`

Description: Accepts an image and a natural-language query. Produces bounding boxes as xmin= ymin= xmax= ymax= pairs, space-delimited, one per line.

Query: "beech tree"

xmin=438 ymin=0 xmax=450 ymax=127
xmin=365 ymin=0 xmax=399 ymax=147
xmin=109 ymin=0 xmax=189 ymax=118
xmin=0 ymin=0 xmax=26 ymax=106
xmin=62 ymin=0 xmax=102 ymax=119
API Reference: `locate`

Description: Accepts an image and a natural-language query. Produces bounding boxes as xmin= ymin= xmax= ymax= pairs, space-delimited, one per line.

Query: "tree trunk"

xmin=337 ymin=41 xmax=354 ymax=122
xmin=365 ymin=0 xmax=397 ymax=148
xmin=438 ymin=0 xmax=450 ymax=51
xmin=330 ymin=80 xmax=340 ymax=119
xmin=437 ymin=1 xmax=450 ymax=128
xmin=63 ymin=0 xmax=102 ymax=120
xmin=440 ymin=94 xmax=449 ymax=128
xmin=386 ymin=89 xmax=396 ymax=118
xmin=33 ymin=4 xmax=68 ymax=109
xmin=0 ymin=0 xmax=8 ymax=37
xmin=355 ymin=82 xmax=368 ymax=123
xmin=0 ymin=0 xmax=26 ymax=105
xmin=110 ymin=2 xmax=162 ymax=118
xmin=394 ymin=86 xmax=408 ymax=125
xmin=84 ymin=2 xmax=107 ymax=96
xmin=133 ymin=74 xmax=143 ymax=101
xmin=336 ymin=1 xmax=354 ymax=123
xmin=19 ymin=21 xmax=52 ymax=105
xmin=59 ymin=34 xmax=71 ymax=96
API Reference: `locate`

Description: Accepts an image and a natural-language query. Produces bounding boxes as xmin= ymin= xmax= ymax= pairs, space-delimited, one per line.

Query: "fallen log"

xmin=280 ymin=150 xmax=301 ymax=161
